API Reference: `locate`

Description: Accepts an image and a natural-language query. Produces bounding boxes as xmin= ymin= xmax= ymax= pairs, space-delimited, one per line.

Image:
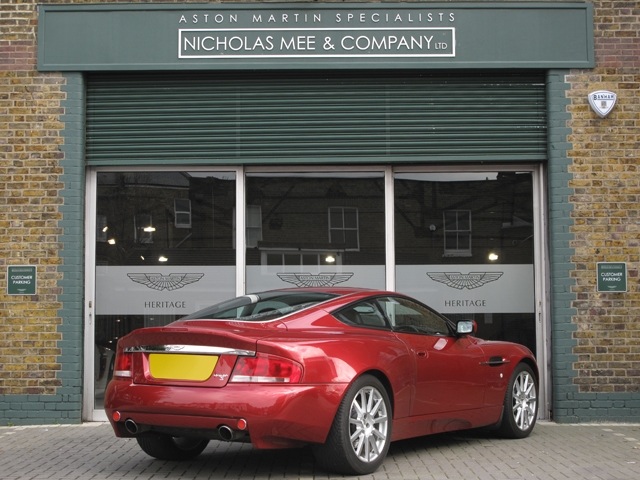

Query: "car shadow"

xmin=127 ymin=429 xmax=513 ymax=479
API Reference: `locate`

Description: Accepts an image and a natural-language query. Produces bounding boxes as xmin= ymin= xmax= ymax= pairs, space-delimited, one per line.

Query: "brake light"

xmin=113 ymin=350 xmax=133 ymax=378
xmin=230 ymin=353 xmax=302 ymax=383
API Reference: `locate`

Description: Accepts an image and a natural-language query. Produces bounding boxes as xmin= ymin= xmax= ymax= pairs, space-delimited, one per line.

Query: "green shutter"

xmin=86 ymin=72 xmax=546 ymax=166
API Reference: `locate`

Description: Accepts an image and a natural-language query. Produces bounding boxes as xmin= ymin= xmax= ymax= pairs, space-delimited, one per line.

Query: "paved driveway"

xmin=1 ymin=422 xmax=639 ymax=479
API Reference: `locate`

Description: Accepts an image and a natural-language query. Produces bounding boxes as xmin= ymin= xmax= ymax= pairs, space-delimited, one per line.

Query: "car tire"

xmin=312 ymin=374 xmax=392 ymax=475
xmin=136 ymin=433 xmax=209 ymax=460
xmin=497 ymin=362 xmax=538 ymax=439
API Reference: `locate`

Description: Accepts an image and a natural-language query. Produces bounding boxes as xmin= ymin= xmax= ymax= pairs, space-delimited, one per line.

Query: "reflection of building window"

xmin=246 ymin=205 xmax=263 ymax=248
xmin=329 ymin=207 xmax=359 ymax=250
xmin=174 ymin=198 xmax=192 ymax=228
xmin=134 ymin=214 xmax=154 ymax=244
xmin=264 ymin=251 xmax=340 ymax=266
xmin=443 ymin=210 xmax=471 ymax=257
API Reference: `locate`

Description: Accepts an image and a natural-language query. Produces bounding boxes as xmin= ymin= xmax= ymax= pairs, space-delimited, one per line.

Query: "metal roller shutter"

xmin=85 ymin=71 xmax=546 ymax=166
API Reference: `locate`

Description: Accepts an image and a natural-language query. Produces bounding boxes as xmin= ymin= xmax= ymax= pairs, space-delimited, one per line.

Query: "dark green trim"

xmin=38 ymin=2 xmax=594 ymax=71
xmin=546 ymin=69 xmax=579 ymax=421
xmin=56 ymin=72 xmax=85 ymax=422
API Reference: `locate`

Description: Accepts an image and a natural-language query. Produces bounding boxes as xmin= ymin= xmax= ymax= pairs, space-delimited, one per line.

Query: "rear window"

xmin=181 ymin=291 xmax=337 ymax=321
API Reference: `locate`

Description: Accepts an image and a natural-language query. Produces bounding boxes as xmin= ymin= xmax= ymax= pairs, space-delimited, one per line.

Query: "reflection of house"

xmin=97 ymin=172 xmax=533 ymax=268
xmin=395 ymin=172 xmax=533 ymax=265
xmin=96 ymin=172 xmax=236 ymax=266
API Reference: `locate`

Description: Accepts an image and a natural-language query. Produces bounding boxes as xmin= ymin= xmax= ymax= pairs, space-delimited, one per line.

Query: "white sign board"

xmin=96 ymin=266 xmax=235 ymax=315
xmin=397 ymin=264 xmax=534 ymax=313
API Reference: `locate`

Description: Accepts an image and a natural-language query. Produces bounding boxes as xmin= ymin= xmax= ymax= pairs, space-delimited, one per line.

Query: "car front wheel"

xmin=313 ymin=374 xmax=392 ymax=475
xmin=136 ymin=433 xmax=209 ymax=460
xmin=498 ymin=363 xmax=538 ymax=438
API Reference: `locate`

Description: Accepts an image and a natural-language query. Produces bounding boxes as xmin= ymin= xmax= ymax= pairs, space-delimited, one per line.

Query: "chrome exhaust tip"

xmin=218 ymin=425 xmax=235 ymax=441
xmin=124 ymin=418 xmax=139 ymax=435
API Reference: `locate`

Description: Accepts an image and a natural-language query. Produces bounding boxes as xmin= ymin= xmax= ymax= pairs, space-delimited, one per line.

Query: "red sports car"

xmin=105 ymin=287 xmax=538 ymax=475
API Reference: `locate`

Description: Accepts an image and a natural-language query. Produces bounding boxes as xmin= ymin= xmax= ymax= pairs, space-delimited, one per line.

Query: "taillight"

xmin=230 ymin=353 xmax=302 ymax=383
xmin=113 ymin=351 xmax=133 ymax=378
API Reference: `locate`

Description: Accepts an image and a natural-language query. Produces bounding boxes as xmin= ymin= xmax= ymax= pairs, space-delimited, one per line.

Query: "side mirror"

xmin=456 ymin=320 xmax=477 ymax=336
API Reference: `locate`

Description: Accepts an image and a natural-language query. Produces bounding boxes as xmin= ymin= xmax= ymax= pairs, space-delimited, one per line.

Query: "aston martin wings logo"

xmin=127 ymin=273 xmax=205 ymax=291
xmin=427 ymin=272 xmax=503 ymax=290
xmin=277 ymin=272 xmax=354 ymax=287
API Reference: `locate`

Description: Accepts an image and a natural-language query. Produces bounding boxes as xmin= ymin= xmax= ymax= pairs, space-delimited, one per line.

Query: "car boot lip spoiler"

xmin=124 ymin=345 xmax=255 ymax=356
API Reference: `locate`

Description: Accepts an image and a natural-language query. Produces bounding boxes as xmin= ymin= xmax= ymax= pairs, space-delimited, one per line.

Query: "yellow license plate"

xmin=149 ymin=353 xmax=218 ymax=381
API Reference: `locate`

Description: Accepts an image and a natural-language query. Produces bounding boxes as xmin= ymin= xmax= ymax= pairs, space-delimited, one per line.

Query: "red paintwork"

xmin=105 ymin=288 xmax=537 ymax=448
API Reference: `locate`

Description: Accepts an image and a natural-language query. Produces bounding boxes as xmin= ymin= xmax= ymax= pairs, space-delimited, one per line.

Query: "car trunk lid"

xmin=117 ymin=322 xmax=282 ymax=387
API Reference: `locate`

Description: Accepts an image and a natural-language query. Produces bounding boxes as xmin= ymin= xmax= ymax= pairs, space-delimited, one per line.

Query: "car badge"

xmin=588 ymin=90 xmax=617 ymax=118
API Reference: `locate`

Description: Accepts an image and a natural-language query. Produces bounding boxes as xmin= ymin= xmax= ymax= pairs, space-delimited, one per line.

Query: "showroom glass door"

xmin=394 ymin=170 xmax=539 ymax=354
xmin=90 ymin=170 xmax=236 ymax=412
xmin=244 ymin=170 xmax=386 ymax=291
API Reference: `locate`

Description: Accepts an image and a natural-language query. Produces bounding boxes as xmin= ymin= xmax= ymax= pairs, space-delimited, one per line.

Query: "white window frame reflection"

xmin=328 ymin=206 xmax=360 ymax=251
xmin=443 ymin=209 xmax=472 ymax=257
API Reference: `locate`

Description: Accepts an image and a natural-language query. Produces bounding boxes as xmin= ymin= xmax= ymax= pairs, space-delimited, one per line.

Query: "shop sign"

xmin=597 ymin=262 xmax=627 ymax=292
xmin=38 ymin=3 xmax=594 ymax=71
xmin=7 ymin=265 xmax=37 ymax=295
xmin=179 ymin=25 xmax=455 ymax=59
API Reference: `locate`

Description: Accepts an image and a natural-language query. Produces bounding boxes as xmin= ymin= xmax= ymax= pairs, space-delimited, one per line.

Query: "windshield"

xmin=181 ymin=291 xmax=338 ymax=321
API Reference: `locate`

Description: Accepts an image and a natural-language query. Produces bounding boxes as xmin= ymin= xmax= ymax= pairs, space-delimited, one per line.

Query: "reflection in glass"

xmin=94 ymin=171 xmax=236 ymax=408
xmin=395 ymin=172 xmax=536 ymax=353
xmin=245 ymin=172 xmax=385 ymax=291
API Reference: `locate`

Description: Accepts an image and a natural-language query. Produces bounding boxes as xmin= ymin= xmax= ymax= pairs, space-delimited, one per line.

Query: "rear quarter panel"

xmin=255 ymin=321 xmax=416 ymax=420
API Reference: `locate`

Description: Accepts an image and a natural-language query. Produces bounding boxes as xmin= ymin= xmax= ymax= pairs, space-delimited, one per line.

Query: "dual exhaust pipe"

xmin=123 ymin=418 xmax=245 ymax=442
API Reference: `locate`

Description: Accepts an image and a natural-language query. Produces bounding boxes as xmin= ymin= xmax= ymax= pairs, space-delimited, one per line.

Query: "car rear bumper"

xmin=105 ymin=379 xmax=347 ymax=448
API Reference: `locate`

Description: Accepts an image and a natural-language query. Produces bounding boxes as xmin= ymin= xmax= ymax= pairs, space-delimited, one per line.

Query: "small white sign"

xmin=588 ymin=90 xmax=617 ymax=118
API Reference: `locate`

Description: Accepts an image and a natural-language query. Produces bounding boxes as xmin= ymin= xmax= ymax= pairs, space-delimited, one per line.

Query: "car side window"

xmin=377 ymin=296 xmax=449 ymax=335
xmin=336 ymin=301 xmax=389 ymax=329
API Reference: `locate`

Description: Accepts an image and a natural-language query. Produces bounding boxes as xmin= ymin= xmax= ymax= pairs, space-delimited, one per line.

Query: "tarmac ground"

xmin=1 ymin=421 xmax=639 ymax=480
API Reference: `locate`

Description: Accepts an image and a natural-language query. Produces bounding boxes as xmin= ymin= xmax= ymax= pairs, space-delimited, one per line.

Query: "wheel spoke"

xmin=349 ymin=385 xmax=389 ymax=463
xmin=511 ymin=371 xmax=537 ymax=431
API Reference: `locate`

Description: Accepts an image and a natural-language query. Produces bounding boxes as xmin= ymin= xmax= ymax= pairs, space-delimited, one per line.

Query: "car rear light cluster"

xmin=113 ymin=350 xmax=133 ymax=378
xmin=230 ymin=353 xmax=302 ymax=383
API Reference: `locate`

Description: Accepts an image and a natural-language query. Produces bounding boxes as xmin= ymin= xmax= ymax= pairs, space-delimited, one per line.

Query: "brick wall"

xmin=560 ymin=0 xmax=640 ymax=419
xmin=1 ymin=1 xmax=65 ymax=399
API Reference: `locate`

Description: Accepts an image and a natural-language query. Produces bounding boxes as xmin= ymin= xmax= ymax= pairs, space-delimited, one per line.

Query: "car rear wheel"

xmin=498 ymin=363 xmax=538 ymax=438
xmin=313 ymin=374 xmax=392 ymax=475
xmin=136 ymin=433 xmax=209 ymax=460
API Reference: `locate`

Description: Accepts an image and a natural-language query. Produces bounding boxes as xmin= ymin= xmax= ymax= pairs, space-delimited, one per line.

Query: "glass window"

xmin=378 ymin=296 xmax=449 ymax=335
xmin=183 ymin=291 xmax=338 ymax=321
xmin=94 ymin=171 xmax=236 ymax=408
xmin=394 ymin=171 xmax=536 ymax=353
xmin=245 ymin=172 xmax=385 ymax=292
xmin=335 ymin=301 xmax=389 ymax=329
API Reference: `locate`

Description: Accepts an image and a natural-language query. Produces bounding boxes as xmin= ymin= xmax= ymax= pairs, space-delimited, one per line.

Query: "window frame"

xmin=328 ymin=206 xmax=360 ymax=251
xmin=443 ymin=209 xmax=472 ymax=257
